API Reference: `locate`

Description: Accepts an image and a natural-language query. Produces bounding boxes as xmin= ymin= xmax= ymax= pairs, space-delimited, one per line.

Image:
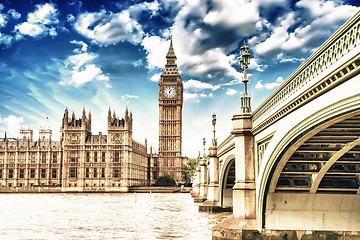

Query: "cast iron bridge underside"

xmin=276 ymin=114 xmax=360 ymax=194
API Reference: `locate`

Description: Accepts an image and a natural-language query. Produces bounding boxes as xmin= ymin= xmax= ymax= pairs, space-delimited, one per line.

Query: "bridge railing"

xmin=252 ymin=10 xmax=360 ymax=131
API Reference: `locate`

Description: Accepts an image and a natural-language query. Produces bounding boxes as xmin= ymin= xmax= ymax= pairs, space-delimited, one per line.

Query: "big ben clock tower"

xmin=158 ymin=37 xmax=183 ymax=183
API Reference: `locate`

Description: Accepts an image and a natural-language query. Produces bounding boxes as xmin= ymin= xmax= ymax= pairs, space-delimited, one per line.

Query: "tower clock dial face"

xmin=164 ymin=86 xmax=176 ymax=98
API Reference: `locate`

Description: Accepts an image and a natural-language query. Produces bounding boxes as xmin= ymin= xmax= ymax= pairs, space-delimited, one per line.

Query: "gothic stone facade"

xmin=0 ymin=108 xmax=150 ymax=191
xmin=0 ymin=38 xmax=185 ymax=189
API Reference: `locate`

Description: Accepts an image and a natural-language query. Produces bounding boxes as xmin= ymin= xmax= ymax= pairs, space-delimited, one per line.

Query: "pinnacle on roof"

xmin=166 ymin=35 xmax=176 ymax=58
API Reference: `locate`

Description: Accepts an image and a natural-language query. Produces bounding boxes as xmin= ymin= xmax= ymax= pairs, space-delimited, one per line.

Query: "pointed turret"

xmin=166 ymin=35 xmax=176 ymax=58
xmin=162 ymin=36 xmax=179 ymax=76
xmin=63 ymin=108 xmax=69 ymax=125
xmin=72 ymin=111 xmax=75 ymax=120
xmin=62 ymin=108 xmax=69 ymax=129
xmin=88 ymin=111 xmax=92 ymax=132
xmin=108 ymin=107 xmax=111 ymax=123
xmin=82 ymin=107 xmax=86 ymax=120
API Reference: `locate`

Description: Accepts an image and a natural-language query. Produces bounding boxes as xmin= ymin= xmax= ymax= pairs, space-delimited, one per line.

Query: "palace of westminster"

xmin=0 ymin=39 xmax=185 ymax=191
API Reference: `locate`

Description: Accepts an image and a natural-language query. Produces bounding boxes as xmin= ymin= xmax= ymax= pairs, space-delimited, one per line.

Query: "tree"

xmin=182 ymin=158 xmax=198 ymax=185
xmin=155 ymin=174 xmax=176 ymax=186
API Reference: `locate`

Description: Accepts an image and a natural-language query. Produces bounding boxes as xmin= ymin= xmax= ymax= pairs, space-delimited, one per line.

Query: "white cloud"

xmin=183 ymin=79 xmax=219 ymax=91
xmin=0 ymin=13 xmax=6 ymax=27
xmin=141 ymin=35 xmax=168 ymax=69
xmin=132 ymin=59 xmax=142 ymax=68
xmin=74 ymin=9 xmax=143 ymax=46
xmin=184 ymin=92 xmax=213 ymax=102
xmin=60 ymin=49 xmax=110 ymax=88
xmin=296 ymin=0 xmax=357 ymax=19
xmin=15 ymin=22 xmax=44 ymax=37
xmin=69 ymin=64 xmax=106 ymax=87
xmin=0 ymin=32 xmax=13 ymax=47
xmin=222 ymin=79 xmax=242 ymax=86
xmin=128 ymin=1 xmax=160 ymax=17
xmin=70 ymin=40 xmax=88 ymax=53
xmin=65 ymin=52 xmax=96 ymax=68
xmin=279 ymin=57 xmax=306 ymax=63
xmin=67 ymin=14 xmax=75 ymax=22
xmin=72 ymin=0 xmax=161 ymax=46
xmin=255 ymin=77 xmax=284 ymax=90
xmin=15 ymin=3 xmax=59 ymax=38
xmin=121 ymin=94 xmax=140 ymax=99
xmin=28 ymin=3 xmax=58 ymax=25
xmin=141 ymin=0 xmax=253 ymax=83
xmin=0 ymin=5 xmax=19 ymax=27
xmin=226 ymin=88 xmax=237 ymax=96
xmin=2 ymin=115 xmax=24 ymax=138
xmin=7 ymin=9 xmax=21 ymax=19
xmin=142 ymin=34 xmax=243 ymax=82
xmin=254 ymin=1 xmax=359 ymax=60
xmin=248 ymin=57 xmax=265 ymax=72
xmin=204 ymin=0 xmax=259 ymax=28
xmin=49 ymin=27 xmax=57 ymax=37
xmin=150 ymin=72 xmax=161 ymax=82
xmin=255 ymin=12 xmax=295 ymax=57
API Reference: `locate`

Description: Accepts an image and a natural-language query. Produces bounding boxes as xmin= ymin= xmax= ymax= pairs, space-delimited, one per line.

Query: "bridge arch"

xmin=219 ymin=155 xmax=235 ymax=208
xmin=257 ymin=91 xmax=360 ymax=231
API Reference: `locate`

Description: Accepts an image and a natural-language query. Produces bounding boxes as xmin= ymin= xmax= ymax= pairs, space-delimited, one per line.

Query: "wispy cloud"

xmin=279 ymin=57 xmax=306 ymax=63
xmin=253 ymin=0 xmax=359 ymax=60
xmin=121 ymin=94 xmax=140 ymax=99
xmin=59 ymin=40 xmax=110 ymax=88
xmin=225 ymin=88 xmax=237 ymax=96
xmin=184 ymin=92 xmax=213 ymax=103
xmin=183 ymin=79 xmax=219 ymax=91
xmin=150 ymin=72 xmax=161 ymax=82
xmin=255 ymin=77 xmax=284 ymax=90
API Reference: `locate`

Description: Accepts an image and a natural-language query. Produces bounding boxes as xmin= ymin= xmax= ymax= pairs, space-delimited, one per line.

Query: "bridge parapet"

xmin=253 ymin=11 xmax=360 ymax=133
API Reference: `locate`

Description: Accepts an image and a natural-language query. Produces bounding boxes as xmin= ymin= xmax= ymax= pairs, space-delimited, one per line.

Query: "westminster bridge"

xmin=192 ymin=10 xmax=360 ymax=239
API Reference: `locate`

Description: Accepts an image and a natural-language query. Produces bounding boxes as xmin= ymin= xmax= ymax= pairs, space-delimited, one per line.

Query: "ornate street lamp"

xmin=239 ymin=41 xmax=251 ymax=113
xmin=212 ymin=113 xmax=217 ymax=147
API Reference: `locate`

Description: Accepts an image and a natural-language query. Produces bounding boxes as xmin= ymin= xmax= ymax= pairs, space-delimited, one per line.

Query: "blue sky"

xmin=0 ymin=0 xmax=359 ymax=158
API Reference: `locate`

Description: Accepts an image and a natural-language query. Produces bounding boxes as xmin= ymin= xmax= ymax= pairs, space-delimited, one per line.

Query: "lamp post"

xmin=212 ymin=113 xmax=217 ymax=147
xmin=239 ymin=41 xmax=251 ymax=113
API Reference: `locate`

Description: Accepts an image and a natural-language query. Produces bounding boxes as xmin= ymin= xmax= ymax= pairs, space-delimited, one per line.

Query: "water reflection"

xmin=0 ymin=193 xmax=230 ymax=239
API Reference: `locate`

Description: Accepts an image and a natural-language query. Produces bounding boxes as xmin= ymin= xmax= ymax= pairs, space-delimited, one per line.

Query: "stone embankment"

xmin=0 ymin=186 xmax=192 ymax=193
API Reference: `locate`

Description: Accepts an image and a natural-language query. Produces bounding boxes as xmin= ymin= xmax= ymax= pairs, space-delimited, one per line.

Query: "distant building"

xmin=0 ymin=38 xmax=186 ymax=190
xmin=0 ymin=108 xmax=150 ymax=191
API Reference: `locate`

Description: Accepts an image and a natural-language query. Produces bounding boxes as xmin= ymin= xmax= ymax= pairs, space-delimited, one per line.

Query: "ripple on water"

xmin=0 ymin=193 xmax=231 ymax=239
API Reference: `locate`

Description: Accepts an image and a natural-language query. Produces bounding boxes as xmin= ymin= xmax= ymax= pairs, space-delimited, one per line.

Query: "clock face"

xmin=164 ymin=86 xmax=176 ymax=98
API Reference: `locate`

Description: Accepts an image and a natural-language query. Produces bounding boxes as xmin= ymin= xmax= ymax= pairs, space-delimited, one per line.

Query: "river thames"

xmin=0 ymin=193 xmax=230 ymax=239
